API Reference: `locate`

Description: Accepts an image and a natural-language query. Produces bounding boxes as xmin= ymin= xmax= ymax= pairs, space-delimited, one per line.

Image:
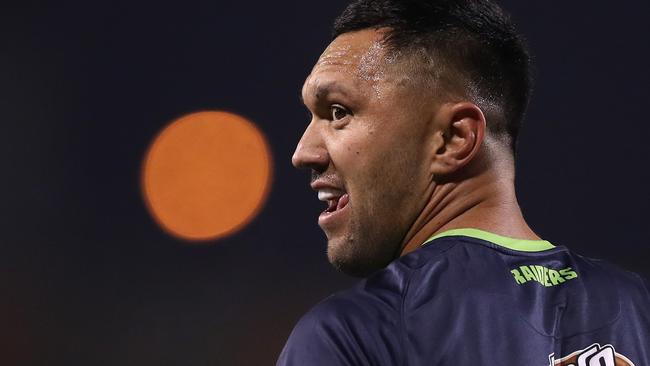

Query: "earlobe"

xmin=429 ymin=102 xmax=486 ymax=176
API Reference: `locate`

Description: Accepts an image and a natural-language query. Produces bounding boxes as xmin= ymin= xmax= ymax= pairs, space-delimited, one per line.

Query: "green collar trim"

xmin=421 ymin=228 xmax=555 ymax=252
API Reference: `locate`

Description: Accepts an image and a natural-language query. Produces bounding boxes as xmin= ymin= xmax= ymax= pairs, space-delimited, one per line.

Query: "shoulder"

xmin=276 ymin=293 xmax=399 ymax=366
xmin=277 ymin=254 xmax=425 ymax=366
xmin=277 ymin=242 xmax=461 ymax=366
xmin=575 ymin=254 xmax=650 ymax=303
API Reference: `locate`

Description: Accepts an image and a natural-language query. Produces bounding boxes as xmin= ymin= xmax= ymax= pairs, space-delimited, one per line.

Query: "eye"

xmin=330 ymin=104 xmax=349 ymax=121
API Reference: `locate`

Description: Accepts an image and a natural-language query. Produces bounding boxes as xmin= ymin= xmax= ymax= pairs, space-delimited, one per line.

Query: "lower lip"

xmin=318 ymin=195 xmax=349 ymax=229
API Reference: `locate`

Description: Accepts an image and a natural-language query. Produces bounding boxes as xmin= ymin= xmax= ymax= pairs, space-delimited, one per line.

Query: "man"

xmin=278 ymin=0 xmax=650 ymax=364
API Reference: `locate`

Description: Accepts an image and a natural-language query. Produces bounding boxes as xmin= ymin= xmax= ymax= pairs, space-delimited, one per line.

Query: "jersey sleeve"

xmin=276 ymin=292 xmax=403 ymax=366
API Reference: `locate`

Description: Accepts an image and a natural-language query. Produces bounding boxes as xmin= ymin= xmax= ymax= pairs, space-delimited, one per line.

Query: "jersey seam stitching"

xmin=399 ymin=269 xmax=414 ymax=366
xmin=399 ymin=241 xmax=460 ymax=365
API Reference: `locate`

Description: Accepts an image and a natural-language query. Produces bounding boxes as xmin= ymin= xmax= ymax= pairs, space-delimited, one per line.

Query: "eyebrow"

xmin=300 ymin=81 xmax=353 ymax=105
xmin=316 ymin=82 xmax=353 ymax=100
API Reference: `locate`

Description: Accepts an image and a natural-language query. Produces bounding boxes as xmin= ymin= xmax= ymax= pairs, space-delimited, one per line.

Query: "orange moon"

xmin=142 ymin=111 xmax=272 ymax=242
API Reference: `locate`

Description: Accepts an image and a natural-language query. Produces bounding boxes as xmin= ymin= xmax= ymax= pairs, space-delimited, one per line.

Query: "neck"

xmin=399 ymin=167 xmax=539 ymax=256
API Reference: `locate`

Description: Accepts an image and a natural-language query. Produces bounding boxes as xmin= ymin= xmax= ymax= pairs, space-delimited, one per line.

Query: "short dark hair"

xmin=333 ymin=0 xmax=532 ymax=152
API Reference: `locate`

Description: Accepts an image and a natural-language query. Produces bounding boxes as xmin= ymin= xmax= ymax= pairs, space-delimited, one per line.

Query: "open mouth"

xmin=324 ymin=193 xmax=350 ymax=213
xmin=318 ymin=189 xmax=350 ymax=214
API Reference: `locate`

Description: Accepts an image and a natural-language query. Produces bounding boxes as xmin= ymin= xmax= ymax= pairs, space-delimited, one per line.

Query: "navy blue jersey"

xmin=277 ymin=229 xmax=650 ymax=365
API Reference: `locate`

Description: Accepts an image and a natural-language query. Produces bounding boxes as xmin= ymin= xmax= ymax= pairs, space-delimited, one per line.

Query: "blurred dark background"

xmin=1 ymin=1 xmax=648 ymax=365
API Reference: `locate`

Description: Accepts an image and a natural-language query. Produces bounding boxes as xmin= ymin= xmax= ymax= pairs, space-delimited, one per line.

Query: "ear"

xmin=429 ymin=102 xmax=486 ymax=176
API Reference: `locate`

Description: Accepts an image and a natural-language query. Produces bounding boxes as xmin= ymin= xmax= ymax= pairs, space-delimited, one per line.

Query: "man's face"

xmin=293 ymin=29 xmax=439 ymax=277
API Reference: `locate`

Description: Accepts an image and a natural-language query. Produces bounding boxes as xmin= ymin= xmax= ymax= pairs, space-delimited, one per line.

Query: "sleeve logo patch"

xmin=510 ymin=265 xmax=578 ymax=287
xmin=549 ymin=343 xmax=635 ymax=366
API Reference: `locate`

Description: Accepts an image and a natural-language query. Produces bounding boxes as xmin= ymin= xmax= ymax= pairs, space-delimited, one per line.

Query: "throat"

xmin=398 ymin=176 xmax=536 ymax=256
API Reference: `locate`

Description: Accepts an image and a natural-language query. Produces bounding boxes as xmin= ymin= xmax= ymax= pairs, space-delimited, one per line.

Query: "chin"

xmin=325 ymin=234 xmax=395 ymax=278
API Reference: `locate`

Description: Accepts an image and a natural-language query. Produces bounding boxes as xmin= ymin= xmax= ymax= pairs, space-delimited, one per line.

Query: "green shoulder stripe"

xmin=422 ymin=228 xmax=555 ymax=252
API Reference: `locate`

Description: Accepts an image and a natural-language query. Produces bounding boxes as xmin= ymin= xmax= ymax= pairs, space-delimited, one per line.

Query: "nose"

xmin=291 ymin=121 xmax=329 ymax=172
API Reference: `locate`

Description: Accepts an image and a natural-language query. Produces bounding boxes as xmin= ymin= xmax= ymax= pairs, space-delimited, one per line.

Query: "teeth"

xmin=318 ymin=189 xmax=342 ymax=201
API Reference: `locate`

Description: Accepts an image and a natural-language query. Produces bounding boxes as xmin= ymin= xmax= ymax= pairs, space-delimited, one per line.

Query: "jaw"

xmin=322 ymin=205 xmax=365 ymax=276
xmin=323 ymin=205 xmax=405 ymax=278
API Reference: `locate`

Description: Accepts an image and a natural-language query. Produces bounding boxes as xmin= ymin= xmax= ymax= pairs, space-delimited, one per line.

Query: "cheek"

xmin=329 ymin=119 xmax=427 ymax=203
xmin=355 ymin=143 xmax=421 ymax=204
xmin=370 ymin=143 xmax=427 ymax=215
xmin=327 ymin=134 xmax=367 ymax=176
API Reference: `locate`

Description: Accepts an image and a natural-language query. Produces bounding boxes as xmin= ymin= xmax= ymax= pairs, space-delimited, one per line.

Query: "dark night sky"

xmin=1 ymin=1 xmax=649 ymax=365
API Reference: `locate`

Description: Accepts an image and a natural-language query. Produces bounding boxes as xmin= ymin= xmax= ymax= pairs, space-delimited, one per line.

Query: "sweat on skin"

xmin=295 ymin=28 xmax=540 ymax=277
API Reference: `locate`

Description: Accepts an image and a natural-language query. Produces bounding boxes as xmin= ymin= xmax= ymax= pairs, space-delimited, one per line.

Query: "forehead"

xmin=316 ymin=29 xmax=386 ymax=72
xmin=302 ymin=29 xmax=395 ymax=100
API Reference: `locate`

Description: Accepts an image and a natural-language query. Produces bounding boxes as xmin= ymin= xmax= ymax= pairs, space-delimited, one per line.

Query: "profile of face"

xmin=293 ymin=29 xmax=442 ymax=277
